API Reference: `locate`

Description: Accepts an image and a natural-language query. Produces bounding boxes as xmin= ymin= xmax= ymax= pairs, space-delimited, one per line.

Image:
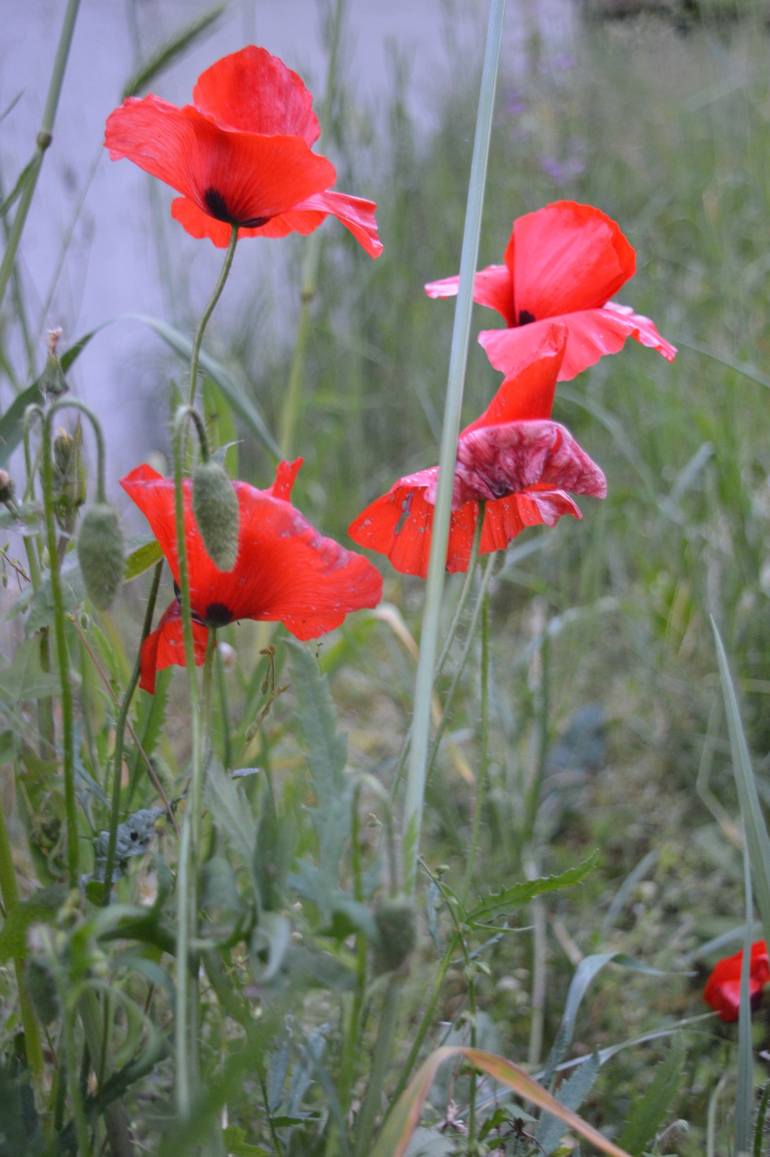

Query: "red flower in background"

xmin=703 ymin=940 xmax=770 ymax=1022
xmin=348 ymin=324 xmax=606 ymax=578
xmin=121 ymin=459 xmax=382 ymax=693
xmin=105 ymin=46 xmax=382 ymax=258
xmin=425 ymin=201 xmax=675 ymax=381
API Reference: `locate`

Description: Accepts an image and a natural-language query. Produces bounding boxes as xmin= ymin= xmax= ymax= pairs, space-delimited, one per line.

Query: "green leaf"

xmin=465 ymin=852 xmax=598 ymax=923
xmin=618 ymin=1037 xmax=686 ymax=1155
xmin=536 ymin=1054 xmax=601 ymax=1154
xmin=127 ymin=313 xmax=280 ymax=458
xmin=221 ymin=1126 xmax=269 ymax=1156
xmin=123 ymin=539 xmax=163 ymax=581
xmin=287 ymin=641 xmax=350 ymax=892
xmin=121 ymin=5 xmax=225 ymax=98
xmin=0 ymin=886 xmax=66 ymax=962
xmin=205 ymin=762 xmax=257 ymax=870
xmin=0 ymin=639 xmax=62 ymax=704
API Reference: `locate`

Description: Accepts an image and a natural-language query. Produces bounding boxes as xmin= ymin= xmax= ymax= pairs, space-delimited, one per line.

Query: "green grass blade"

xmin=737 ymin=843 xmax=754 ymax=1156
xmin=618 ymin=1036 xmax=686 ymax=1155
xmin=121 ymin=5 xmax=226 ymax=98
xmin=711 ymin=617 xmax=770 ymax=950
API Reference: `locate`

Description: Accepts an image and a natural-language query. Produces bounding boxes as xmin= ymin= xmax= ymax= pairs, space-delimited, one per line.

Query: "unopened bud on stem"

xmin=192 ymin=461 xmax=239 ymax=571
xmin=77 ymin=503 xmax=124 ymax=609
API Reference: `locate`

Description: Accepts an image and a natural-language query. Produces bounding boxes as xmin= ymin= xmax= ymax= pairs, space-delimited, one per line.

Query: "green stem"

xmin=187 ymin=226 xmax=239 ymax=409
xmin=175 ymin=814 xmax=194 ymax=1121
xmin=277 ymin=0 xmax=344 ymax=457
xmin=0 ymin=0 xmax=81 ymax=305
xmin=34 ymin=407 xmax=78 ymax=885
xmin=401 ymin=0 xmax=505 ymax=895
xmin=215 ymin=645 xmax=232 ymax=770
xmin=0 ymin=788 xmax=45 ymax=1086
xmin=354 ymin=978 xmax=400 ymax=1157
xmin=425 ymin=554 xmax=495 ymax=788
xmin=463 ymin=589 xmax=490 ymax=899
xmin=101 ymin=562 xmax=163 ymax=900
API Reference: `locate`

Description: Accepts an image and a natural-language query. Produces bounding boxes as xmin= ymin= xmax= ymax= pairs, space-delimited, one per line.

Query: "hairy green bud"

xmin=52 ymin=424 xmax=86 ymax=534
xmin=192 ymin=461 xmax=239 ymax=571
xmin=77 ymin=503 xmax=124 ymax=609
xmin=373 ymin=896 xmax=417 ymax=973
xmin=0 ymin=469 xmax=14 ymax=505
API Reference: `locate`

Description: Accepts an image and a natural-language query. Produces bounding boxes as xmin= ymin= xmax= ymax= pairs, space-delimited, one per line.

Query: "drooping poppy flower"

xmin=425 ymin=201 xmax=675 ymax=381
xmin=121 ymin=458 xmax=382 ymax=693
xmin=348 ymin=323 xmax=606 ymax=578
xmin=703 ymin=940 xmax=770 ymax=1022
xmin=105 ymin=46 xmax=382 ymax=258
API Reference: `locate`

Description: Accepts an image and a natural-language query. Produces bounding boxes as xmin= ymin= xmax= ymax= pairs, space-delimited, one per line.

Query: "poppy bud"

xmin=53 ymin=425 xmax=86 ymax=535
xmin=0 ymin=469 xmax=14 ymax=504
xmin=192 ymin=461 xmax=239 ymax=571
xmin=77 ymin=503 xmax=124 ymax=609
xmin=373 ymin=896 xmax=417 ymax=974
xmin=25 ymin=957 xmax=60 ymax=1025
xmin=42 ymin=329 xmax=68 ymax=398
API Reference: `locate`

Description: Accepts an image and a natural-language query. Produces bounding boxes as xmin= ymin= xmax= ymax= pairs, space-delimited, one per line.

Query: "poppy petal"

xmin=480 ymin=489 xmax=582 ymax=554
xmin=463 ymin=323 xmax=566 ymax=432
xmin=122 ymin=465 xmax=382 ymax=638
xmin=512 ymin=201 xmax=636 ymax=320
xmin=106 ymin=98 xmax=335 ymax=226
xmin=139 ymin=601 xmax=208 ymax=694
xmin=173 ymin=188 xmax=382 ymax=257
xmin=479 ymin=302 xmax=676 ymax=382
xmin=424 ymin=264 xmax=515 ymax=325
xmin=704 ymin=940 xmax=770 ymax=1022
xmin=269 ymin=458 xmax=303 ymax=500
xmin=455 ymin=421 xmax=607 ymax=506
xmin=192 ymin=46 xmax=320 ymax=145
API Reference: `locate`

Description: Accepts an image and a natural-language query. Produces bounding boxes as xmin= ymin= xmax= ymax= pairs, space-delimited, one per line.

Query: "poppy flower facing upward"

xmin=105 ymin=46 xmax=382 ymax=257
xmin=703 ymin=940 xmax=770 ymax=1022
xmin=348 ymin=323 xmax=607 ymax=578
xmin=425 ymin=200 xmax=675 ymax=381
xmin=121 ymin=459 xmax=382 ymax=693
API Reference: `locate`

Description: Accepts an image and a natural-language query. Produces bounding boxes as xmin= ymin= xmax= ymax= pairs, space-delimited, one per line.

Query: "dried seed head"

xmin=77 ymin=503 xmax=124 ymax=609
xmin=192 ymin=461 xmax=239 ymax=571
xmin=373 ymin=896 xmax=417 ymax=973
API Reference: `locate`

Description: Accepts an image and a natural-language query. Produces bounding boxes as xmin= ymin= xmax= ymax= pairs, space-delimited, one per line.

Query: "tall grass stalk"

xmin=0 ymin=0 xmax=81 ymax=305
xmin=402 ymin=0 xmax=506 ymax=893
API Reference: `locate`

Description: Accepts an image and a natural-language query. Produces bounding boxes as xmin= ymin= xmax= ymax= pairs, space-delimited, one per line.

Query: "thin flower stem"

xmin=187 ymin=225 xmax=239 ymax=409
xmin=463 ymin=588 xmax=490 ymax=899
xmin=101 ymin=561 xmax=164 ymax=900
xmin=0 ymin=787 xmax=45 ymax=1088
xmin=390 ymin=513 xmax=484 ymax=804
xmin=30 ymin=406 xmax=78 ymax=885
xmin=171 ymin=410 xmax=204 ymax=1120
xmin=0 ymin=0 xmax=81 ymax=306
xmin=354 ymin=977 xmax=400 ymax=1157
xmin=402 ymin=0 xmax=505 ymax=895
xmin=215 ymin=644 xmax=232 ymax=770
xmin=277 ymin=0 xmax=344 ymax=457
xmin=425 ymin=554 xmax=495 ymax=787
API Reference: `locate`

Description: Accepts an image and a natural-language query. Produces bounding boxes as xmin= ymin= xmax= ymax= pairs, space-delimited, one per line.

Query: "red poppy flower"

xmin=348 ymin=323 xmax=606 ymax=578
xmin=121 ymin=458 xmax=382 ymax=693
xmin=425 ymin=201 xmax=675 ymax=381
xmin=105 ymin=46 xmax=382 ymax=258
xmin=703 ymin=940 xmax=770 ymax=1022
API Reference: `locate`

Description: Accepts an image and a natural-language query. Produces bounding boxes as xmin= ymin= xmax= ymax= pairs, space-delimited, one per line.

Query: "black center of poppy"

xmin=204 ymin=602 xmax=234 ymax=628
xmin=518 ymin=309 xmax=536 ymax=326
xmin=202 ymin=187 xmax=270 ymax=229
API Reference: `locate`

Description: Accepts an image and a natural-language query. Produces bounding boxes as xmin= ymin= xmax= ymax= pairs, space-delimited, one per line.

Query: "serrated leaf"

xmin=537 ymin=1054 xmax=601 ymax=1154
xmin=288 ymin=641 xmax=350 ymax=892
xmin=123 ymin=539 xmax=162 ymax=581
xmin=466 ymin=853 xmax=598 ymax=923
xmin=618 ymin=1037 xmax=686 ymax=1154
xmin=127 ymin=313 xmax=280 ymax=457
xmin=205 ymin=762 xmax=257 ymax=869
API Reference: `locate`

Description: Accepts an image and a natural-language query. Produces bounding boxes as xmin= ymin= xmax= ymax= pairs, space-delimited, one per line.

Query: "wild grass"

xmin=2 ymin=2 xmax=770 ymax=1154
